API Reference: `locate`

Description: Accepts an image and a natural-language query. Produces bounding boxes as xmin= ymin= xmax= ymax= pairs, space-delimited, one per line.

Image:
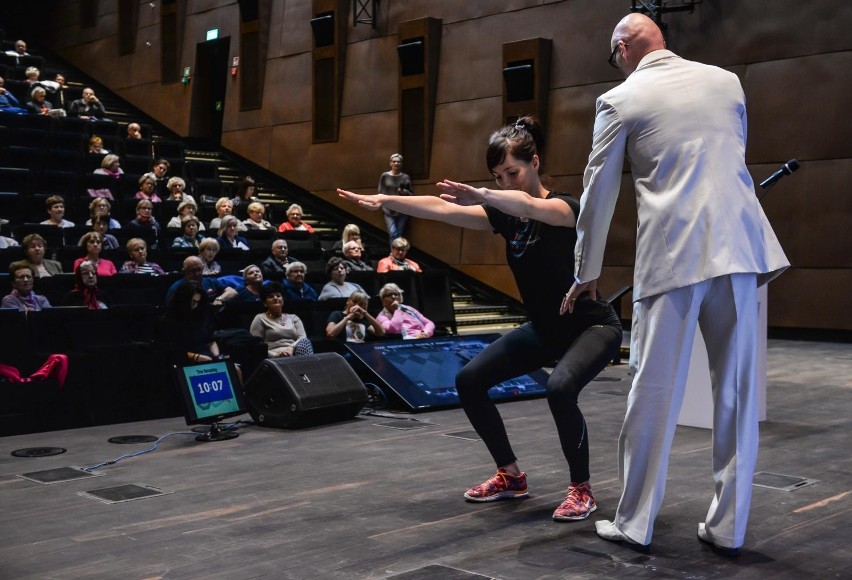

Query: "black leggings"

xmin=456 ymin=320 xmax=622 ymax=484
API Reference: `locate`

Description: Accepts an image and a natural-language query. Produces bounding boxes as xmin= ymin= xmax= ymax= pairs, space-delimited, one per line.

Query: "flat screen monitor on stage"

xmin=174 ymin=361 xmax=246 ymax=441
xmin=345 ymin=334 xmax=549 ymax=411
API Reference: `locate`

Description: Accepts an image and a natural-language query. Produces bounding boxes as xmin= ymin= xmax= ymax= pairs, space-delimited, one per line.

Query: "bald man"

xmin=564 ymin=14 xmax=788 ymax=553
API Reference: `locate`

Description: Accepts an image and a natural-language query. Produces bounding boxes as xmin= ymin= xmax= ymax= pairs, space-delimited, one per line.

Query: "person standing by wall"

xmin=563 ymin=13 xmax=789 ymax=553
xmin=377 ymin=153 xmax=413 ymax=241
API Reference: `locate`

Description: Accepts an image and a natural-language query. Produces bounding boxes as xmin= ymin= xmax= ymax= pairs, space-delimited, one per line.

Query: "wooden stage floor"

xmin=1 ymin=339 xmax=850 ymax=579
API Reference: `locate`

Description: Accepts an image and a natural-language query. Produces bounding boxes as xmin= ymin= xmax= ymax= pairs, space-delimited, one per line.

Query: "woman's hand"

xmin=337 ymin=189 xmax=383 ymax=211
xmin=436 ymin=180 xmax=487 ymax=206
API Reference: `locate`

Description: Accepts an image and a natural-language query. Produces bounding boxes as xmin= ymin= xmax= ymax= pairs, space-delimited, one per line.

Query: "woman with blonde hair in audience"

xmin=166 ymin=176 xmax=195 ymax=204
xmin=120 ymin=238 xmax=165 ymax=275
xmin=88 ymin=136 xmax=108 ymax=154
xmin=172 ymin=215 xmax=205 ymax=249
xmin=243 ymin=202 xmax=273 ymax=230
xmin=62 ymin=261 xmax=111 ymax=309
xmin=209 ymin=196 xmax=246 ymax=231
xmin=12 ymin=234 xmax=62 ymax=278
xmin=376 ymin=282 xmax=434 ymax=340
xmin=277 ymin=203 xmax=315 ymax=233
xmin=250 ymin=281 xmax=314 ymax=358
xmin=217 ymin=215 xmax=250 ymax=251
xmin=376 ymin=237 xmax=422 ymax=273
xmin=89 ymin=155 xmax=122 ymax=200
xmin=74 ymin=232 xmax=117 ymax=277
xmin=331 ymin=223 xmax=363 ymax=255
xmin=198 ymin=237 xmax=222 ymax=275
xmin=86 ymin=197 xmax=121 ymax=229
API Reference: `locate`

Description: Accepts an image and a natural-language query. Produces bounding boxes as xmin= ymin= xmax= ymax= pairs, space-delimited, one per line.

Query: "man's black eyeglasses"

xmin=608 ymin=41 xmax=628 ymax=69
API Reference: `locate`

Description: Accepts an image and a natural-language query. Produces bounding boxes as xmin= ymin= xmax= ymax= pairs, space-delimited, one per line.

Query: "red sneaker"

xmin=552 ymin=481 xmax=597 ymax=521
xmin=464 ymin=468 xmax=528 ymax=502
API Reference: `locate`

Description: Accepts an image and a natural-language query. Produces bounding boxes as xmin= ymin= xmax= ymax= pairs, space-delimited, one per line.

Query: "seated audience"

xmin=331 ymin=223 xmax=363 ymax=256
xmin=325 ymin=291 xmax=383 ymax=343
xmin=26 ymin=86 xmax=65 ymax=117
xmin=376 ymin=237 xmax=422 ymax=273
xmin=250 ymin=282 xmax=313 ymax=358
xmin=85 ymin=198 xmax=122 ymax=230
xmin=242 ymin=202 xmax=273 ymax=230
xmin=69 ymin=88 xmax=109 ymax=121
xmin=119 ymin=238 xmax=165 ymax=275
xmin=126 ymin=199 xmax=161 ymax=246
xmin=151 ymin=159 xmax=171 ymax=199
xmin=53 ymin=73 xmax=68 ymax=110
xmin=217 ymin=215 xmax=250 ymax=251
xmin=259 ymin=239 xmax=295 ymax=278
xmin=135 ymin=172 xmax=162 ymax=203
xmin=172 ymin=215 xmax=205 ymax=249
xmin=161 ymin=281 xmax=223 ymax=365
xmin=234 ymin=264 xmax=268 ymax=303
xmin=166 ymin=200 xmax=205 ymax=231
xmin=2 ymin=264 xmax=51 ymax=311
xmin=165 ymin=255 xmax=237 ymax=304
xmin=5 ymin=40 xmax=30 ymax=59
xmin=277 ymin=203 xmax=315 ymax=234
xmin=165 ymin=176 xmax=195 ymax=204
xmin=231 ymin=176 xmax=258 ymax=212
xmin=41 ymin=195 xmax=75 ymax=228
xmin=12 ymin=234 xmax=62 ymax=278
xmin=282 ymin=261 xmax=317 ymax=302
xmin=341 ymin=240 xmax=373 ymax=273
xmin=318 ymin=257 xmax=368 ymax=301
xmin=198 ymin=238 xmax=221 ymax=275
xmin=376 ymin=283 xmax=434 ymax=339
xmin=74 ymin=232 xmax=117 ymax=277
xmin=81 ymin=212 xmax=120 ymax=250
xmin=0 ymin=232 xmax=19 ymax=248
xmin=89 ymin=154 xmax=123 ymax=200
xmin=62 ymin=260 xmax=111 ymax=309
xmin=24 ymin=66 xmax=40 ymax=85
xmin=0 ymin=76 xmax=27 ymax=114
xmin=126 ymin=122 xmax=143 ymax=139
xmin=209 ymin=197 xmax=246 ymax=231
xmin=88 ymin=136 xmax=108 ymax=154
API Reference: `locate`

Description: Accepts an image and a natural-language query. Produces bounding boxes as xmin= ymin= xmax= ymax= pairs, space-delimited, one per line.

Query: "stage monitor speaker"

xmin=243 ymin=353 xmax=367 ymax=429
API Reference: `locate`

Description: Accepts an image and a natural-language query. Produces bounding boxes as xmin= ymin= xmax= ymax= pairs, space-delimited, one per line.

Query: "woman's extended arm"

xmin=436 ymin=180 xmax=576 ymax=228
xmin=337 ymin=189 xmax=492 ymax=230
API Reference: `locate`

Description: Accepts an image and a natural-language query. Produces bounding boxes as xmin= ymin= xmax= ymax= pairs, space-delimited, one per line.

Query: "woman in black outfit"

xmin=337 ymin=116 xmax=622 ymax=522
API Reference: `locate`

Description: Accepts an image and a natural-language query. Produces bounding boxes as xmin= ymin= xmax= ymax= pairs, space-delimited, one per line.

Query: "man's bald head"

xmin=611 ymin=13 xmax=666 ymax=75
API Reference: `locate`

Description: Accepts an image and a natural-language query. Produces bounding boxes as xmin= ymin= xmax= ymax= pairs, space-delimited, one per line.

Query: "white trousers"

xmin=615 ymin=273 xmax=759 ymax=548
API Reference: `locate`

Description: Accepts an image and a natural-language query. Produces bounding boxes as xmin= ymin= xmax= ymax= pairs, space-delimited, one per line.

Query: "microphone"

xmin=760 ymin=159 xmax=800 ymax=190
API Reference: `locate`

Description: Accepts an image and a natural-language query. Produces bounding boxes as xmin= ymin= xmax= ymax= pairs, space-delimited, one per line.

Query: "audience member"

xmin=88 ymin=136 xmax=108 ymax=154
xmin=277 ymin=203 xmax=315 ymax=234
xmin=62 ymin=260 xmax=111 ymax=309
xmin=165 ymin=255 xmax=236 ymax=304
xmin=74 ymin=232 xmax=117 ymax=277
xmin=242 ymin=202 xmax=273 ymax=230
xmin=165 ymin=176 xmax=195 ymax=204
xmin=209 ymin=197 xmax=246 ymax=231
xmin=0 ymin=232 xmax=19 ymax=248
xmin=2 ymin=264 xmax=51 ymax=311
xmin=5 ymin=40 xmax=30 ymax=59
xmin=135 ymin=172 xmax=162 ymax=204
xmin=52 ymin=73 xmax=68 ymax=110
xmin=126 ymin=199 xmax=161 ymax=242
xmin=231 ymin=176 xmax=258 ymax=211
xmin=69 ymin=87 xmax=109 ymax=121
xmin=166 ymin=200 xmax=205 ymax=231
xmin=217 ymin=215 xmax=250 ymax=251
xmin=81 ymin=212 xmax=120 ymax=250
xmin=172 ymin=215 xmax=204 ymax=249
xmin=376 ymin=237 xmax=422 ymax=272
xmin=259 ymin=239 xmax=295 ymax=278
xmin=341 ymin=240 xmax=373 ymax=273
xmin=151 ymin=159 xmax=171 ymax=198
xmin=0 ymin=76 xmax=27 ymax=114
xmin=126 ymin=122 xmax=143 ymax=139
xmin=376 ymin=282 xmax=434 ymax=339
xmin=331 ymin=223 xmax=363 ymax=256
xmin=161 ymin=281 xmax=222 ymax=364
xmin=378 ymin=153 xmax=414 ymax=241
xmin=41 ymin=195 xmax=75 ymax=228
xmin=119 ymin=238 xmax=164 ymax=275
xmin=250 ymin=281 xmax=313 ymax=358
xmin=85 ymin=198 xmax=122 ymax=229
xmin=12 ymin=234 xmax=62 ymax=278
xmin=198 ymin=238 xmax=222 ymax=275
xmin=26 ymin=86 xmax=65 ymax=117
xmin=325 ymin=291 xmax=383 ymax=343
xmin=318 ymin=257 xmax=368 ymax=301
xmin=24 ymin=66 xmax=40 ymax=85
xmin=234 ymin=264 xmax=267 ymax=303
xmin=282 ymin=261 xmax=317 ymax=302
xmin=88 ymin=154 xmax=122 ymax=200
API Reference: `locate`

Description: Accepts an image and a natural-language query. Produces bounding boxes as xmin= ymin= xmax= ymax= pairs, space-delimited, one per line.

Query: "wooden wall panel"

xmin=768 ymin=268 xmax=852 ymax=329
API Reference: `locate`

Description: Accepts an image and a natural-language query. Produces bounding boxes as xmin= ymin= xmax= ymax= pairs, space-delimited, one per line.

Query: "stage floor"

xmin=1 ymin=339 xmax=850 ymax=579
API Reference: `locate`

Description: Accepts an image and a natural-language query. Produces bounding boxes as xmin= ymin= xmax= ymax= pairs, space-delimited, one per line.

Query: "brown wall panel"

xmin=768 ymin=268 xmax=852 ymax=330
xmin=457 ymin=265 xmax=520 ymax=301
xmin=340 ymin=36 xmax=398 ymax=116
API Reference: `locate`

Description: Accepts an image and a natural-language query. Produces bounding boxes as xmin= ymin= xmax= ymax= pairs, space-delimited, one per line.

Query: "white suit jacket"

xmin=574 ymin=50 xmax=789 ymax=300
